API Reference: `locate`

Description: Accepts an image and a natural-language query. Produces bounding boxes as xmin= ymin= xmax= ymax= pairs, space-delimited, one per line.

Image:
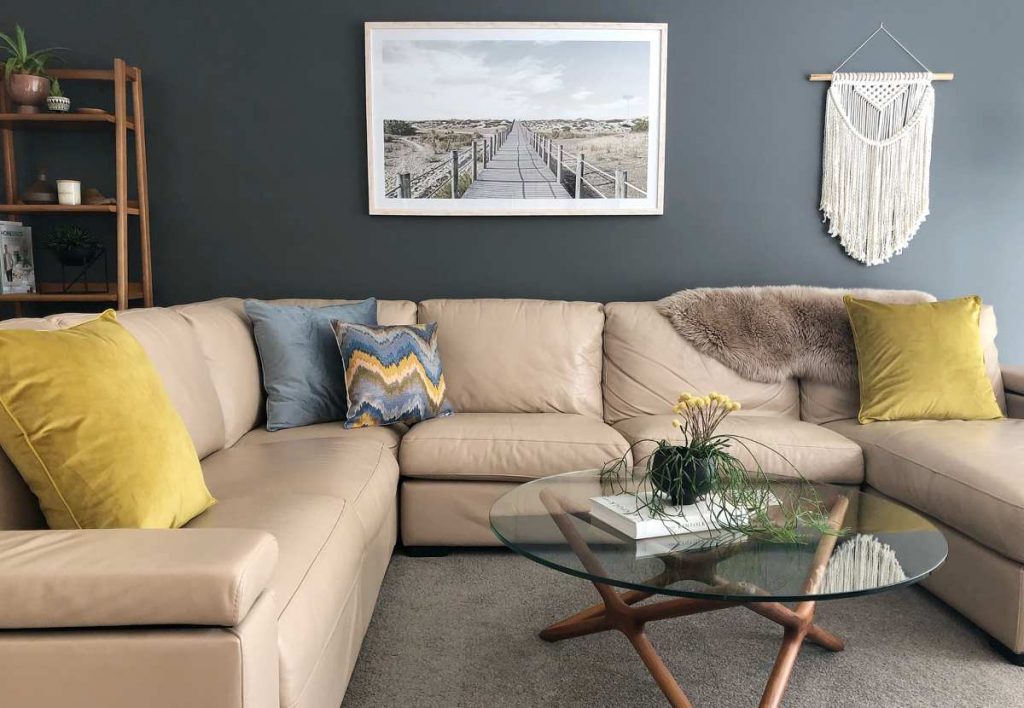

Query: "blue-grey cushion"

xmin=244 ymin=298 xmax=377 ymax=431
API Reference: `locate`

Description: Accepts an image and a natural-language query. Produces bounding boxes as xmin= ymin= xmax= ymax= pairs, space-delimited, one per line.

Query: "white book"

xmin=634 ymin=528 xmax=746 ymax=559
xmin=0 ymin=224 xmax=35 ymax=295
xmin=589 ymin=493 xmax=749 ymax=540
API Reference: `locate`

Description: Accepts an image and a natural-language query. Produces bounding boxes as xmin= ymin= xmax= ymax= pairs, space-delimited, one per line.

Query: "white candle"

xmin=57 ymin=180 xmax=82 ymax=206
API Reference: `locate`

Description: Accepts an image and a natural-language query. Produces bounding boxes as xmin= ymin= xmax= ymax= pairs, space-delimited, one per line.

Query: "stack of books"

xmin=589 ymin=493 xmax=752 ymax=557
xmin=590 ymin=492 xmax=748 ymax=539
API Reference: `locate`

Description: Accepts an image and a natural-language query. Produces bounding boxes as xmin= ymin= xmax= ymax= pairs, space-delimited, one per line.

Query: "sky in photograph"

xmin=379 ymin=40 xmax=651 ymax=121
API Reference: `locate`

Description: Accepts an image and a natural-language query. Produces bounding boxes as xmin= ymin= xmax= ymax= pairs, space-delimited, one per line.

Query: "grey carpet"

xmin=344 ymin=550 xmax=1022 ymax=707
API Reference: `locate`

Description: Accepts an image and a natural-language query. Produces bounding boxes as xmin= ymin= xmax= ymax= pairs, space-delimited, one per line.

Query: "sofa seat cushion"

xmin=235 ymin=422 xmax=405 ymax=453
xmin=192 ymin=438 xmax=399 ymax=706
xmin=201 ymin=438 xmax=398 ymax=542
xmin=187 ymin=494 xmax=358 ymax=706
xmin=826 ymin=418 xmax=1024 ymax=562
xmin=615 ymin=415 xmax=864 ymax=484
xmin=399 ymin=413 xmax=632 ymax=482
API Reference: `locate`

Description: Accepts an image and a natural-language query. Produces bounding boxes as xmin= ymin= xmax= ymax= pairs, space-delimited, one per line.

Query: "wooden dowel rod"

xmin=809 ymin=72 xmax=954 ymax=81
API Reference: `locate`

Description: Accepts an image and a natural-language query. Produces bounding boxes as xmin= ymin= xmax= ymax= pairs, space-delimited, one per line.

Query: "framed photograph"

xmin=365 ymin=22 xmax=668 ymax=216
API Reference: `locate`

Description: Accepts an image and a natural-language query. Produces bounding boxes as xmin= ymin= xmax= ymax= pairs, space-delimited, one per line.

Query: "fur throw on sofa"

xmin=656 ymin=286 xmax=935 ymax=387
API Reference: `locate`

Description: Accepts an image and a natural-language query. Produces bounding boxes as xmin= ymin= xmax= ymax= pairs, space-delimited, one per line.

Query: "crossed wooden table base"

xmin=538 ymin=490 xmax=850 ymax=708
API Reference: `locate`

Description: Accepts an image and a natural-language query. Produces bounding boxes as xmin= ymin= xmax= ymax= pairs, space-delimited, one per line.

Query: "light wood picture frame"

xmin=365 ymin=22 xmax=668 ymax=216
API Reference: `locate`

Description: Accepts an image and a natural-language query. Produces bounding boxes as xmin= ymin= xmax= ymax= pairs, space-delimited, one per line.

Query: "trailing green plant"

xmin=600 ymin=391 xmax=844 ymax=544
xmin=0 ymin=25 xmax=64 ymax=79
xmin=49 ymin=77 xmax=62 ymax=97
xmin=45 ymin=224 xmax=99 ymax=256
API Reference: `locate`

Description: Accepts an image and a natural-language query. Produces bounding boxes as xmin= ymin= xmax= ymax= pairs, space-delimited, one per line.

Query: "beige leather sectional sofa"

xmin=0 ymin=296 xmax=1021 ymax=708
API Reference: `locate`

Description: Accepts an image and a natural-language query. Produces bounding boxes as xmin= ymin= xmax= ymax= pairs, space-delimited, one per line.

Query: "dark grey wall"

xmin=4 ymin=0 xmax=1023 ymax=360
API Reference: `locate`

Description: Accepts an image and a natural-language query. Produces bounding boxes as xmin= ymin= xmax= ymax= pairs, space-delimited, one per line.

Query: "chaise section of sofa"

xmin=0 ymin=299 xmax=410 ymax=708
xmin=799 ymin=306 xmax=1024 ymax=656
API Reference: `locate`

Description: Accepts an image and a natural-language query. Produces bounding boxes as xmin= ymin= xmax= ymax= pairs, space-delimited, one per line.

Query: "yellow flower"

xmin=671 ymin=418 xmax=682 ymax=428
xmin=732 ymin=401 xmax=742 ymax=411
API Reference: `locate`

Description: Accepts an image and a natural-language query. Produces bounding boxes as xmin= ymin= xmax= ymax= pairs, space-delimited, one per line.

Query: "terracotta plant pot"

xmin=6 ymin=74 xmax=50 ymax=114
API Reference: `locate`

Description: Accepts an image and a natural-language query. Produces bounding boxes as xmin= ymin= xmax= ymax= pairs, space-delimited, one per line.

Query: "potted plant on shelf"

xmin=0 ymin=25 xmax=63 ymax=114
xmin=601 ymin=391 xmax=841 ymax=543
xmin=45 ymin=225 xmax=100 ymax=266
xmin=47 ymin=78 xmax=69 ymax=112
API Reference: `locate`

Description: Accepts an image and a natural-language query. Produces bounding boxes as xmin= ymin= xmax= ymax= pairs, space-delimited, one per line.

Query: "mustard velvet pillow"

xmin=0 ymin=311 xmax=214 ymax=528
xmin=845 ymin=295 xmax=1003 ymax=423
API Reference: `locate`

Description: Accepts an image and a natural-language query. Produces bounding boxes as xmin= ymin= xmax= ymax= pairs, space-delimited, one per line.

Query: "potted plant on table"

xmin=601 ymin=391 xmax=841 ymax=543
xmin=0 ymin=26 xmax=63 ymax=114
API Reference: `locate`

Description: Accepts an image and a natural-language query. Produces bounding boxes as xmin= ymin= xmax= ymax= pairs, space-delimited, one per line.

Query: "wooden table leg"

xmin=536 ymin=489 xmax=850 ymax=708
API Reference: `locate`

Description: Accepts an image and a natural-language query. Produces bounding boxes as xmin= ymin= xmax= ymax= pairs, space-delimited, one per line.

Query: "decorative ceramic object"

xmin=649 ymin=445 xmax=716 ymax=506
xmin=47 ymin=79 xmax=70 ymax=112
xmin=56 ymin=180 xmax=81 ymax=206
xmin=46 ymin=96 xmax=70 ymax=112
xmin=82 ymin=187 xmax=115 ymax=205
xmin=75 ymin=107 xmax=106 ymax=115
xmin=5 ymin=74 xmax=49 ymax=114
xmin=20 ymin=170 xmax=58 ymax=204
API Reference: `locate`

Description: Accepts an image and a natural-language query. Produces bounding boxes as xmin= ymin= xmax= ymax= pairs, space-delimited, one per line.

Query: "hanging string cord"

xmin=833 ymin=22 xmax=932 ymax=73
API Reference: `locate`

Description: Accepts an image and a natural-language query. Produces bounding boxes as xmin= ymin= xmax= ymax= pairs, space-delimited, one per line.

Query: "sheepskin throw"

xmin=656 ymin=286 xmax=935 ymax=386
xmin=820 ymin=73 xmax=935 ymax=266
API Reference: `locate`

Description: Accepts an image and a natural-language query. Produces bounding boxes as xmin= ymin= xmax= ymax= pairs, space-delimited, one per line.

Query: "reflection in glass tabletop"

xmin=490 ymin=469 xmax=947 ymax=603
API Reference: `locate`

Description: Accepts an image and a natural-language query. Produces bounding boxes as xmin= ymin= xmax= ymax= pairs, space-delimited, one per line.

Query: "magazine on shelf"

xmin=0 ymin=223 xmax=35 ymax=295
xmin=589 ymin=493 xmax=750 ymax=540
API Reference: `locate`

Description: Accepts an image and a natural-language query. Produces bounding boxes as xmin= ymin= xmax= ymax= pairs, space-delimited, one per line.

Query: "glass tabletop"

xmin=490 ymin=469 xmax=947 ymax=602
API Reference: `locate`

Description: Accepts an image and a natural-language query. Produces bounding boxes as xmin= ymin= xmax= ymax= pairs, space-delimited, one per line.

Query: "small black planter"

xmin=649 ymin=445 xmax=716 ymax=506
xmin=54 ymin=246 xmax=100 ymax=267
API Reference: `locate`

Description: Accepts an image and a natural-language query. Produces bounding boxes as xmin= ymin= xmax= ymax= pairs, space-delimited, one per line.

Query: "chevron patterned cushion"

xmin=332 ymin=321 xmax=454 ymax=428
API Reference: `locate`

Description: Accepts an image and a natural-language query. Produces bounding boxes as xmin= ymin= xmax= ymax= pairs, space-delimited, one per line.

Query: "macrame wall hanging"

xmin=811 ymin=24 xmax=954 ymax=266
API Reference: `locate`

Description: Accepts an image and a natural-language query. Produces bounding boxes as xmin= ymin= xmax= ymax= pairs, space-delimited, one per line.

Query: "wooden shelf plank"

xmin=0 ymin=203 xmax=140 ymax=215
xmin=0 ymin=282 xmax=143 ymax=303
xmin=0 ymin=113 xmax=135 ymax=130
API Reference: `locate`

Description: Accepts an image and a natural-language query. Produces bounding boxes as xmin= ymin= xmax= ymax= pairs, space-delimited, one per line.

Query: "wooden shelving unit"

xmin=0 ymin=58 xmax=151 ymax=316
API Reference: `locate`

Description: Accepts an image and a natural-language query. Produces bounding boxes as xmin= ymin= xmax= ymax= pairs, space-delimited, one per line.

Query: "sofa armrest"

xmin=1003 ymin=366 xmax=1024 ymax=396
xmin=0 ymin=528 xmax=277 ymax=630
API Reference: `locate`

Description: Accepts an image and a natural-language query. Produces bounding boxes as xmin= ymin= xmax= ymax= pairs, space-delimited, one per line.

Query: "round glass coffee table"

xmin=490 ymin=469 xmax=947 ymax=708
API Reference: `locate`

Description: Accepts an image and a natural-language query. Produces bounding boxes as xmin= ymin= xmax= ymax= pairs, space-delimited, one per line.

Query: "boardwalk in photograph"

xmin=462 ymin=124 xmax=571 ymax=200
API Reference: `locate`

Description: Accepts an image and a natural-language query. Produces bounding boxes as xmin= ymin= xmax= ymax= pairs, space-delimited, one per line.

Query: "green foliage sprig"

xmin=0 ymin=26 xmax=65 ymax=79
xmin=600 ymin=391 xmax=843 ymax=544
xmin=45 ymin=225 xmax=99 ymax=255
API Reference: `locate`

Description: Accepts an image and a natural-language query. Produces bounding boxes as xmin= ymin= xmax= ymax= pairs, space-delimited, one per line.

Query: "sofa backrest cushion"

xmin=602 ymin=302 xmax=800 ymax=425
xmin=175 ymin=298 xmax=418 ymax=447
xmin=418 ymin=298 xmax=605 ymax=417
xmin=800 ymin=304 xmax=1007 ymax=424
xmin=1 ymin=309 xmax=226 ymax=459
xmin=0 ymin=308 xmax=225 ymax=528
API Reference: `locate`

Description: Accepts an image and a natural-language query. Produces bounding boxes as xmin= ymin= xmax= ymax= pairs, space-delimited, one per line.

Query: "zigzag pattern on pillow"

xmin=332 ymin=322 xmax=454 ymax=428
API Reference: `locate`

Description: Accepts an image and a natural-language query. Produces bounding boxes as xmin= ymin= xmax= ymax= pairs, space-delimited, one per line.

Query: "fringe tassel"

xmin=822 ymin=534 xmax=908 ymax=594
xmin=820 ymin=72 xmax=935 ymax=266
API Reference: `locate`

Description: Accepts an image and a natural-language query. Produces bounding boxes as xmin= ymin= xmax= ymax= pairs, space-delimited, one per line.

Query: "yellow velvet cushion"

xmin=845 ymin=295 xmax=1003 ymax=424
xmin=0 ymin=311 xmax=214 ymax=528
